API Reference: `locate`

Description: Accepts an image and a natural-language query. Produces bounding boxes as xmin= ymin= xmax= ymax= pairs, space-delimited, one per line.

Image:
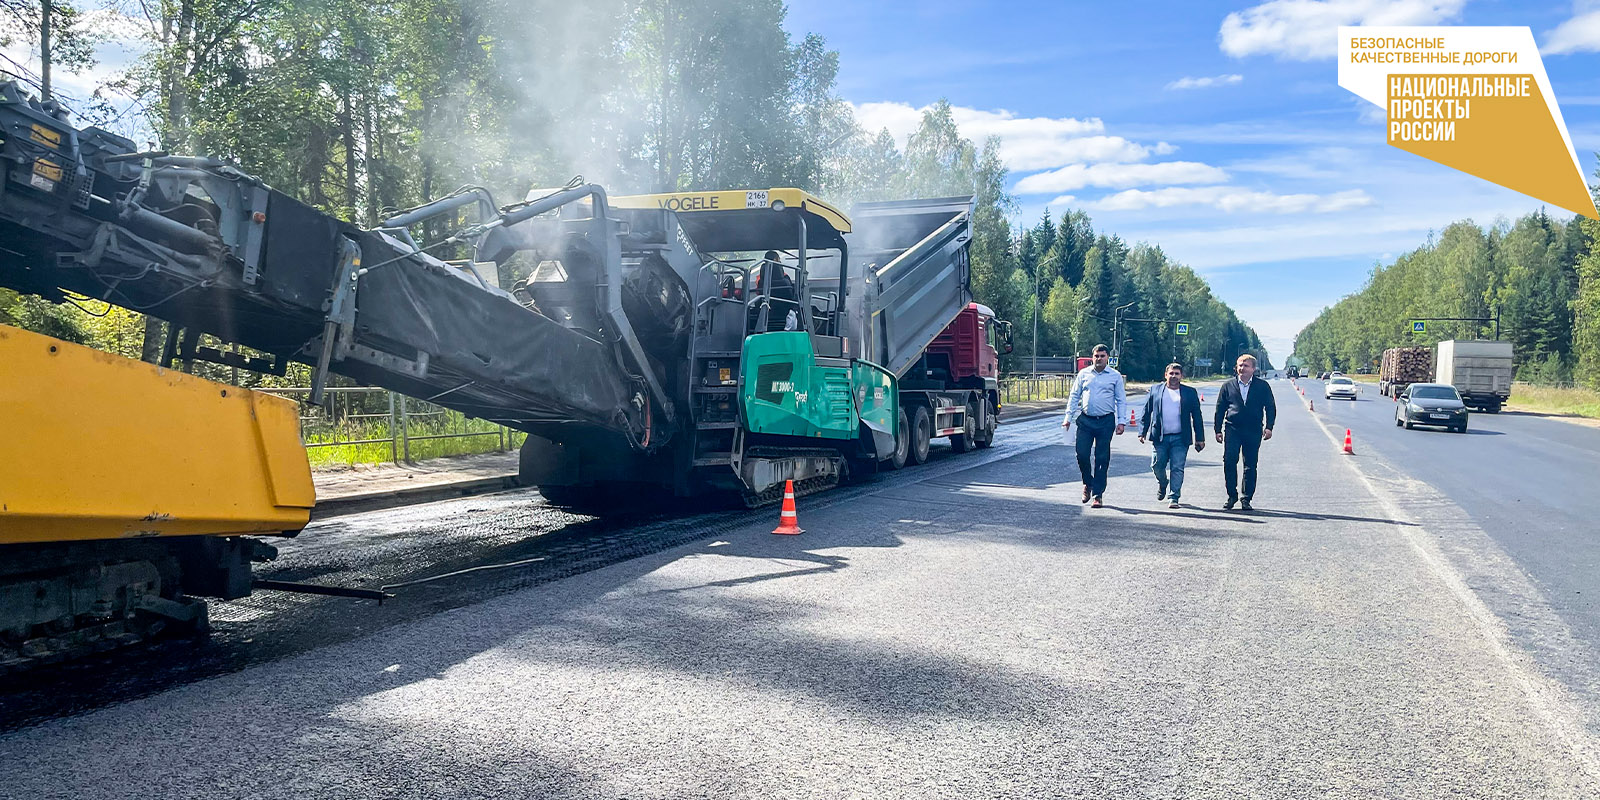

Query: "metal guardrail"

xmin=256 ymin=386 xmax=516 ymax=463
xmin=998 ymin=375 xmax=1071 ymax=405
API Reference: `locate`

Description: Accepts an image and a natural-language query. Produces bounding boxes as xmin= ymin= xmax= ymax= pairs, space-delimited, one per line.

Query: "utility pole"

xmin=40 ymin=0 xmax=53 ymax=101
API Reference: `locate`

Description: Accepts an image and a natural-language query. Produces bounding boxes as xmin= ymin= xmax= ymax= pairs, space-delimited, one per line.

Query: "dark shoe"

xmin=1240 ymin=500 xmax=1254 ymax=511
xmin=1157 ymin=484 xmax=1167 ymax=501
xmin=1223 ymin=498 xmax=1236 ymax=510
xmin=1091 ymin=496 xmax=1104 ymax=508
xmin=1083 ymin=486 xmax=1092 ymax=503
xmin=1168 ymin=498 xmax=1180 ymax=509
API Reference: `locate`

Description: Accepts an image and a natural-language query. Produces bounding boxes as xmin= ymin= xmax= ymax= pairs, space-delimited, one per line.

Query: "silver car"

xmin=1324 ymin=376 xmax=1359 ymax=401
xmin=1396 ymin=383 xmax=1469 ymax=432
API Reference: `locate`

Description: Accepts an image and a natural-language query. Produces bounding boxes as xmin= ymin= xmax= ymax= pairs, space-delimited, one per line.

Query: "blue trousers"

xmin=1075 ymin=413 xmax=1115 ymax=497
xmin=1151 ymin=436 xmax=1189 ymax=500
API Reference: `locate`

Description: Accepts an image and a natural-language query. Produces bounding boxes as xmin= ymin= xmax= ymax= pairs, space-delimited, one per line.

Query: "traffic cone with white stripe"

xmin=772 ymin=479 xmax=803 ymax=535
xmin=1342 ymin=429 xmax=1354 ymax=454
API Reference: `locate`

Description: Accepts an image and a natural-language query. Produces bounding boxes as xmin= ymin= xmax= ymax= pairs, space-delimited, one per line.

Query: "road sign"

xmin=1412 ymin=320 xmax=1426 ymax=333
xmin=1175 ymin=323 xmax=1190 ymax=336
xmin=1194 ymin=357 xmax=1213 ymax=367
xmin=1108 ymin=356 xmax=1119 ymax=367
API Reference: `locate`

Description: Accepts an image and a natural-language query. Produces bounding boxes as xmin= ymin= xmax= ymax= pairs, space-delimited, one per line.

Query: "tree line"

xmin=3 ymin=0 xmax=1266 ymax=383
xmin=1009 ymin=211 xmax=1269 ymax=379
xmin=1293 ymin=201 xmax=1600 ymax=388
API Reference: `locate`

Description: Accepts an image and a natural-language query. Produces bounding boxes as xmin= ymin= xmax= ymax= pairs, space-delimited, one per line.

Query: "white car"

xmin=1325 ymin=376 xmax=1359 ymax=400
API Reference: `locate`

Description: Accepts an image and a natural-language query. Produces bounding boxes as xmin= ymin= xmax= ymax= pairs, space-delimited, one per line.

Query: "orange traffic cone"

xmin=1342 ymin=429 xmax=1354 ymax=454
xmin=1309 ymin=399 xmax=1314 ymax=411
xmin=1129 ymin=408 xmax=1137 ymax=425
xmin=772 ymin=479 xmax=803 ymax=535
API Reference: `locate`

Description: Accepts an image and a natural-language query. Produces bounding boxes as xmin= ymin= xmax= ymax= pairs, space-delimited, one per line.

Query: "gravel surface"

xmin=2 ymin=387 xmax=1596 ymax=798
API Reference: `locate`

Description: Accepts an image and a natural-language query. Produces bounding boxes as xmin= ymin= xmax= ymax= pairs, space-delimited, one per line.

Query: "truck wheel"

xmin=885 ymin=407 xmax=910 ymax=470
xmin=908 ymin=405 xmax=932 ymax=465
xmin=1486 ymin=402 xmax=1502 ymax=414
xmin=974 ymin=400 xmax=997 ymax=448
xmin=950 ymin=402 xmax=977 ymax=453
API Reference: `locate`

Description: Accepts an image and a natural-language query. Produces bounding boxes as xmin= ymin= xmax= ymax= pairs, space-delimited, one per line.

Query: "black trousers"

xmin=1075 ymin=413 xmax=1115 ymax=497
xmin=1222 ymin=427 xmax=1263 ymax=502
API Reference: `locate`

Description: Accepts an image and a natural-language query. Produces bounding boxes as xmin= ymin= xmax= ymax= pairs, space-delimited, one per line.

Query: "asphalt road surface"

xmin=1298 ymin=377 xmax=1600 ymax=722
xmin=4 ymin=383 xmax=1600 ymax=798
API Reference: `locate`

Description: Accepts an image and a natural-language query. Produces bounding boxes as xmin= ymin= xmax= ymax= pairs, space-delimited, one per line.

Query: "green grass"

xmin=1507 ymin=382 xmax=1600 ymax=420
xmin=302 ymin=414 xmax=527 ymax=470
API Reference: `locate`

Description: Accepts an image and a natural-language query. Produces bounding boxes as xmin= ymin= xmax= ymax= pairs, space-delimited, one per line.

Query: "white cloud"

xmin=1165 ymin=74 xmax=1245 ymax=90
xmin=1090 ymin=186 xmax=1373 ymax=214
xmin=851 ymin=101 xmax=939 ymax=145
xmin=1014 ymin=161 xmax=1229 ymax=195
xmin=849 ymin=101 xmax=1173 ymax=171
xmin=1218 ymin=0 xmax=1467 ymax=60
xmin=1544 ymin=8 xmax=1600 ymax=54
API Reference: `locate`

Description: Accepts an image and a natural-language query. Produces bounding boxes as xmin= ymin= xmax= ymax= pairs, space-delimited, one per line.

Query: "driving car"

xmin=1324 ymin=376 xmax=1359 ymax=400
xmin=1395 ymin=383 xmax=1469 ymax=432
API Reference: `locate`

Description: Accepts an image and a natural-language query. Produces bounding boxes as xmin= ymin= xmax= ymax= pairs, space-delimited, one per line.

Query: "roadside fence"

xmin=998 ymin=375 xmax=1071 ymax=404
xmin=256 ymin=386 xmax=524 ymax=468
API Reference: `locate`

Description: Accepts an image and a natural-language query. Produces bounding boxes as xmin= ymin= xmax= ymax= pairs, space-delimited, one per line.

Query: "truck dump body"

xmin=837 ymin=197 xmax=974 ymax=377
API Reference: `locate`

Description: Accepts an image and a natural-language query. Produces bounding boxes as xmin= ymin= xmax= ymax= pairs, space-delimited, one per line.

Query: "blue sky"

xmin=785 ymin=0 xmax=1600 ymax=364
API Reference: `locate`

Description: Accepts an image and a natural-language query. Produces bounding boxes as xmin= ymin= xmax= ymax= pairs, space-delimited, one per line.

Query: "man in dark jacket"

xmin=1212 ymin=353 xmax=1277 ymax=511
xmin=1138 ymin=362 xmax=1206 ymax=508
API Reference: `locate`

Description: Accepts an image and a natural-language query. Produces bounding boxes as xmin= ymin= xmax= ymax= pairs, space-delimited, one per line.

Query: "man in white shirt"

xmin=1061 ymin=344 xmax=1127 ymax=507
xmin=1138 ymin=363 xmax=1205 ymax=508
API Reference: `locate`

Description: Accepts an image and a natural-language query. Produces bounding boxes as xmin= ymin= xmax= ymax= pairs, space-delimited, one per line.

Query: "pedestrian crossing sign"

xmin=1109 ymin=356 xmax=1119 ymax=367
xmin=1412 ymin=320 xmax=1426 ymax=333
xmin=1175 ymin=323 xmax=1190 ymax=336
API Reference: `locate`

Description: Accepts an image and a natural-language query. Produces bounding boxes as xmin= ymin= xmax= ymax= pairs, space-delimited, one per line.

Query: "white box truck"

xmin=1434 ymin=339 xmax=1513 ymax=413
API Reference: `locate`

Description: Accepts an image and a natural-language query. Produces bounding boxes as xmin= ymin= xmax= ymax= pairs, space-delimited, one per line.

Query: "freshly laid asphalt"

xmin=3 ymin=381 xmax=1599 ymax=798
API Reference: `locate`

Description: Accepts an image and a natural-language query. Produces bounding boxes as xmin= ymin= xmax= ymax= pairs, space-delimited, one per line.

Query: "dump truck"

xmin=0 ymin=326 xmax=313 ymax=670
xmin=1379 ymin=346 xmax=1433 ymax=397
xmin=1435 ymin=339 xmax=1513 ymax=412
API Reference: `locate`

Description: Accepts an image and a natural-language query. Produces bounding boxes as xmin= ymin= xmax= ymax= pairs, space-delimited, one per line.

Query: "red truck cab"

xmin=925 ymin=303 xmax=1011 ymax=386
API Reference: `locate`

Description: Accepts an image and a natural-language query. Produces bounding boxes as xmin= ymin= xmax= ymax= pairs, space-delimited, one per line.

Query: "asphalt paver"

xmin=2 ymin=385 xmax=1596 ymax=798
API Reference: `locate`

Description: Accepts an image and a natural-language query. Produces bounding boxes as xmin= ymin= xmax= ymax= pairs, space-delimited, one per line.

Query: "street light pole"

xmin=1111 ymin=302 xmax=1135 ymax=364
